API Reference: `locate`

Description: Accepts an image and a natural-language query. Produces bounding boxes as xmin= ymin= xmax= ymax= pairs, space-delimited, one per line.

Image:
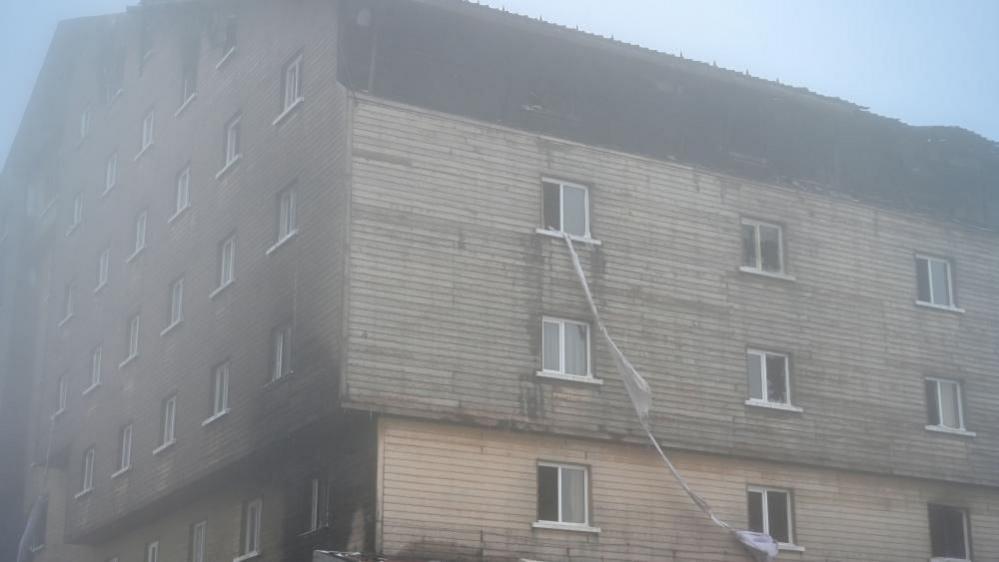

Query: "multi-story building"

xmin=3 ymin=1 xmax=999 ymax=561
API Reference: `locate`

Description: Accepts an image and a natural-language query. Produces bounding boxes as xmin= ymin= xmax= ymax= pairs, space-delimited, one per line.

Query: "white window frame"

xmin=179 ymin=66 xmax=197 ymax=112
xmin=114 ymin=423 xmax=132 ymax=476
xmin=532 ymin=462 xmax=597 ymax=532
xmin=218 ymin=115 xmax=242 ymax=178
xmin=163 ymin=277 xmax=184 ymax=334
xmin=539 ymin=178 xmax=593 ymax=241
xmin=60 ymin=283 xmax=75 ymax=325
xmin=275 ymin=53 xmax=304 ymax=124
xmin=217 ymin=17 xmax=237 ymax=68
xmin=212 ymin=236 xmax=236 ymax=297
xmin=190 ymin=521 xmax=207 ymax=562
xmin=68 ymin=193 xmax=83 ymax=235
xmin=84 ymin=345 xmax=102 ymax=394
xmin=137 ymin=109 xmax=155 ymax=158
xmin=747 ymin=486 xmax=798 ymax=549
xmin=271 ymin=324 xmax=292 ymax=381
xmin=306 ymin=477 xmax=321 ymax=533
xmin=96 ymin=248 xmax=110 ymax=292
xmin=240 ymin=498 xmax=262 ymax=558
xmin=537 ymin=317 xmax=597 ymax=384
xmin=740 ymin=218 xmax=786 ymax=276
xmin=916 ymin=254 xmax=958 ymax=310
xmin=121 ymin=313 xmax=141 ymax=367
xmin=146 ymin=541 xmax=159 ymax=562
xmin=205 ymin=361 xmax=230 ymax=424
xmin=155 ymin=395 xmax=177 ymax=453
xmin=80 ymin=107 xmax=92 ymax=140
xmin=128 ymin=211 xmax=147 ymax=261
xmin=170 ymin=166 xmax=191 ymax=221
xmin=104 ymin=153 xmax=118 ymax=195
xmin=78 ymin=446 xmax=95 ymax=497
xmin=925 ymin=377 xmax=973 ymax=436
xmin=744 ymin=349 xmax=801 ymax=411
xmin=53 ymin=376 xmax=68 ymax=419
xmin=929 ymin=504 xmax=971 ymax=562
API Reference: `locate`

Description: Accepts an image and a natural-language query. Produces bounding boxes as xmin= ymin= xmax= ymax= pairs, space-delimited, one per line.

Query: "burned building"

xmin=3 ymin=0 xmax=999 ymax=561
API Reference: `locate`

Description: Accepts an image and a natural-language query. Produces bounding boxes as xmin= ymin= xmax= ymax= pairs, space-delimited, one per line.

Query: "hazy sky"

xmin=2 ymin=0 xmax=997 ymax=167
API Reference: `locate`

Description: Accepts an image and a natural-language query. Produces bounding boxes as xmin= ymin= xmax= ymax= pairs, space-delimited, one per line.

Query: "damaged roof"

xmin=338 ymin=0 xmax=999 ymax=230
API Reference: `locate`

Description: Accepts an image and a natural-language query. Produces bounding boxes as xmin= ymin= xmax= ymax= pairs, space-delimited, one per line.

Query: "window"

xmin=79 ymin=446 xmax=95 ymax=495
xmin=96 ymin=248 xmax=110 ymax=290
xmin=222 ymin=114 xmax=241 ymax=171
xmin=541 ymin=317 xmax=591 ymax=379
xmin=123 ymin=313 xmax=140 ymax=364
xmin=741 ymin=219 xmax=784 ymax=274
xmin=173 ymin=167 xmax=191 ymax=218
xmin=241 ymin=498 xmax=262 ymax=556
xmin=542 ymin=179 xmax=589 ymax=238
xmin=117 ymin=424 xmax=132 ymax=473
xmin=916 ymin=255 xmax=956 ymax=308
xmin=61 ymin=283 xmax=75 ymax=323
xmin=746 ymin=350 xmax=795 ymax=408
xmin=131 ymin=211 xmax=147 ymax=258
xmin=85 ymin=345 xmax=102 ymax=393
xmin=305 ymin=477 xmax=323 ymax=532
xmin=271 ymin=324 xmax=292 ymax=381
xmin=282 ymin=54 xmax=303 ymax=112
xmin=80 ymin=107 xmax=92 ymax=139
xmin=536 ymin=463 xmax=589 ymax=527
xmin=104 ymin=152 xmax=118 ymax=194
xmin=146 ymin=541 xmax=159 ymax=562
xmin=180 ymin=65 xmax=197 ymax=108
xmin=166 ymin=277 xmax=184 ymax=329
xmin=926 ymin=378 xmax=968 ymax=432
xmin=68 ymin=193 xmax=83 ymax=233
xmin=216 ymin=235 xmax=236 ymax=291
xmin=747 ymin=486 xmax=794 ymax=546
xmin=210 ymin=361 xmax=230 ymax=418
xmin=929 ymin=504 xmax=970 ymax=561
xmin=189 ymin=521 xmax=206 ymax=562
xmin=159 ymin=395 xmax=176 ymax=448
xmin=139 ymin=109 xmax=155 ymax=155
xmin=221 ymin=17 xmax=238 ymax=59
xmin=276 ymin=187 xmax=297 ymax=243
xmin=54 ymin=376 xmax=68 ymax=417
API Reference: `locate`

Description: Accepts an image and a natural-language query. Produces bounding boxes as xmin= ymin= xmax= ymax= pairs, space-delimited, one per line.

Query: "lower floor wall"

xmin=376 ymin=416 xmax=999 ymax=561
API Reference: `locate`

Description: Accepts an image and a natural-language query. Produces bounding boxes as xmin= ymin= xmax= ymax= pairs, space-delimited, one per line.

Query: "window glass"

xmin=542 ymin=321 xmax=560 ymax=372
xmin=939 ymin=381 xmax=961 ymax=429
xmin=930 ymin=260 xmax=951 ymax=306
xmin=916 ymin=257 xmax=932 ymax=302
xmin=766 ymin=490 xmax=790 ymax=543
xmin=747 ymin=353 xmax=763 ymax=400
xmin=537 ymin=465 xmax=559 ymax=522
xmin=926 ymin=379 xmax=940 ymax=426
xmin=542 ymin=181 xmax=560 ymax=231
xmin=765 ymin=355 xmax=787 ymax=403
xmin=560 ymin=466 xmax=586 ymax=524
xmin=929 ymin=505 xmax=968 ymax=559
xmin=747 ymin=489 xmax=764 ymax=533
xmin=561 ymin=185 xmax=586 ymax=237
xmin=759 ymin=224 xmax=782 ymax=272
xmin=563 ymin=323 xmax=587 ymax=376
xmin=741 ymin=224 xmax=758 ymax=267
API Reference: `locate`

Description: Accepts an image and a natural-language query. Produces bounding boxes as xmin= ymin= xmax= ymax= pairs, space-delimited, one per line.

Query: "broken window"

xmin=747 ymin=487 xmax=793 ymax=545
xmin=926 ymin=378 xmax=966 ymax=431
xmin=929 ymin=504 xmax=970 ymax=561
xmin=741 ymin=218 xmax=784 ymax=273
xmin=541 ymin=317 xmax=590 ymax=379
xmin=537 ymin=463 xmax=588 ymax=526
xmin=746 ymin=350 xmax=791 ymax=406
xmin=916 ymin=255 xmax=955 ymax=308
xmin=542 ymin=179 xmax=589 ymax=238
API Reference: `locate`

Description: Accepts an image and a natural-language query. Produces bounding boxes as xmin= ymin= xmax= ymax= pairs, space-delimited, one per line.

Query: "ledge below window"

xmin=74 ymin=488 xmax=93 ymax=500
xmin=202 ymin=409 xmax=230 ymax=426
xmin=168 ymin=205 xmax=190 ymax=224
xmin=744 ymin=399 xmax=803 ymax=413
xmin=93 ymin=281 xmax=107 ymax=294
xmin=273 ymin=97 xmax=304 ymax=126
xmin=58 ymin=314 xmax=74 ymax=328
xmin=532 ymin=521 xmax=601 ymax=534
xmin=232 ymin=551 xmax=260 ymax=562
xmin=160 ymin=320 xmax=182 ymax=337
xmin=266 ymin=230 xmax=299 ymax=255
xmin=175 ymin=93 xmax=197 ymax=117
xmin=738 ymin=266 xmax=796 ymax=282
xmin=50 ymin=409 xmax=66 ymax=422
xmin=915 ymin=301 xmax=965 ymax=314
xmin=925 ymin=425 xmax=976 ymax=438
xmin=126 ymin=248 xmax=144 ymax=264
xmin=82 ymin=383 xmax=101 ymax=397
xmin=119 ymin=354 xmax=139 ymax=370
xmin=134 ymin=143 xmax=153 ymax=161
xmin=110 ymin=466 xmax=130 ymax=479
xmin=535 ymin=371 xmax=604 ymax=386
xmin=778 ymin=543 xmax=806 ymax=553
xmin=534 ymin=228 xmax=601 ymax=246
xmin=215 ymin=155 xmax=242 ymax=179
xmin=153 ymin=440 xmax=176 ymax=456
xmin=216 ymin=47 xmax=236 ymax=70
xmin=209 ymin=281 xmax=233 ymax=300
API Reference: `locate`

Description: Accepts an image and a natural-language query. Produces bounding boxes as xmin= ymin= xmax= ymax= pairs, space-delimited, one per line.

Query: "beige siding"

xmin=346 ymin=95 xmax=999 ymax=487
xmin=378 ymin=417 xmax=999 ymax=562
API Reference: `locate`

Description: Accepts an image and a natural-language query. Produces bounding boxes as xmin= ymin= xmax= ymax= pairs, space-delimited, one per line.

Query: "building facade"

xmin=3 ymin=1 xmax=999 ymax=561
